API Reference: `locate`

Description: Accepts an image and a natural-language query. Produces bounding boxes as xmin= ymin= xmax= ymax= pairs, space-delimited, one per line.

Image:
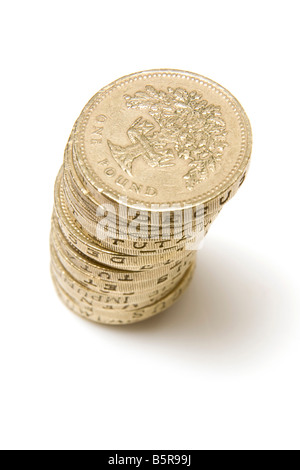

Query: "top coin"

xmin=73 ymin=70 xmax=252 ymax=211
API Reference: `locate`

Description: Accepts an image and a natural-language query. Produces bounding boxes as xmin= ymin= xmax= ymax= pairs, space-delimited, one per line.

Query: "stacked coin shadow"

xmin=50 ymin=70 xmax=252 ymax=325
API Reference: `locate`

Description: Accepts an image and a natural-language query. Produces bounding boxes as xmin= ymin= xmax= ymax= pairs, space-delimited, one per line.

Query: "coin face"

xmin=73 ymin=69 xmax=252 ymax=211
xmin=52 ymin=263 xmax=195 ymax=325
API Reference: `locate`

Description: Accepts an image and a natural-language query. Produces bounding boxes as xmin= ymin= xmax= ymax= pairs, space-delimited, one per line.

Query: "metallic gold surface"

xmin=72 ymin=70 xmax=252 ymax=211
xmin=51 ymin=215 xmax=196 ymax=279
xmin=51 ymin=256 xmax=193 ymax=309
xmin=51 ymin=263 xmax=195 ymax=325
xmin=50 ymin=230 xmax=196 ymax=293
xmin=50 ymin=69 xmax=252 ymax=325
xmin=62 ymin=178 xmax=204 ymax=253
xmin=64 ymin=132 xmax=222 ymax=226
xmin=54 ymin=170 xmax=192 ymax=270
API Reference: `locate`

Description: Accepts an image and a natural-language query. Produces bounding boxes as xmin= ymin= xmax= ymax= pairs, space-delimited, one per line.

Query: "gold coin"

xmin=73 ymin=70 xmax=252 ymax=213
xmin=51 ymin=262 xmax=195 ymax=325
xmin=51 ymin=214 xmax=196 ymax=281
xmin=65 ymin=131 xmax=220 ymax=225
xmin=51 ymin=70 xmax=252 ymax=325
xmin=63 ymin=139 xmax=216 ymax=244
xmin=54 ymin=169 xmax=193 ymax=270
xmin=66 ymin=129 xmax=229 ymax=237
xmin=51 ymin=237 xmax=194 ymax=305
xmin=51 ymin=257 xmax=191 ymax=310
xmin=63 ymin=164 xmax=217 ymax=234
xmin=50 ymin=229 xmax=195 ymax=293
xmin=62 ymin=179 xmax=205 ymax=254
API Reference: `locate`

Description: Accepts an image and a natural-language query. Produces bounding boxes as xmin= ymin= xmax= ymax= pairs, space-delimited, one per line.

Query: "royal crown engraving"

xmin=107 ymin=86 xmax=228 ymax=190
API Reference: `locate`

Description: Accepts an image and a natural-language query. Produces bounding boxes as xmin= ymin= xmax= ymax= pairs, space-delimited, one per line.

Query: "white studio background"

xmin=0 ymin=0 xmax=299 ymax=450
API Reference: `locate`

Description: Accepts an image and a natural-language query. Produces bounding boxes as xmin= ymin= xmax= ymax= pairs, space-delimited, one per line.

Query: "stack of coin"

xmin=50 ymin=70 xmax=252 ymax=325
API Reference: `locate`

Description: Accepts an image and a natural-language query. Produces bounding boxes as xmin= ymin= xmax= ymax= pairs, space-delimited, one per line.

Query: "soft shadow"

xmin=112 ymin=237 xmax=293 ymax=367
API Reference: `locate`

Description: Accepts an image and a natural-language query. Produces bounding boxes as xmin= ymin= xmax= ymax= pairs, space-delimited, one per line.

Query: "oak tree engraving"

xmin=108 ymin=86 xmax=228 ymax=190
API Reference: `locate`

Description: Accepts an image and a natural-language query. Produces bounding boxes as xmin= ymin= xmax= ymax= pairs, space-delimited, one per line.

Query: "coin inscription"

xmin=74 ymin=70 xmax=252 ymax=209
xmin=51 ymin=69 xmax=252 ymax=325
